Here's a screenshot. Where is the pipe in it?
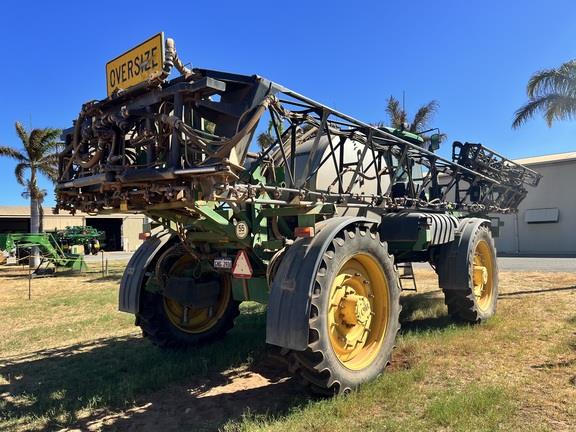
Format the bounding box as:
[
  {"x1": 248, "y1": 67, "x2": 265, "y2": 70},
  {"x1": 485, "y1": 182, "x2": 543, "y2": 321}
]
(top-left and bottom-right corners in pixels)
[
  {"x1": 165, "y1": 38, "x2": 192, "y2": 76},
  {"x1": 57, "y1": 173, "x2": 112, "y2": 189},
  {"x1": 170, "y1": 92, "x2": 183, "y2": 168},
  {"x1": 116, "y1": 166, "x2": 220, "y2": 183}
]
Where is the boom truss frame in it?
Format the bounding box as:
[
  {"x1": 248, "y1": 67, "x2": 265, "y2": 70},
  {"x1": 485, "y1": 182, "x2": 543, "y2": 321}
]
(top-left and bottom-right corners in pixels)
[{"x1": 56, "y1": 68, "x2": 541, "y2": 217}]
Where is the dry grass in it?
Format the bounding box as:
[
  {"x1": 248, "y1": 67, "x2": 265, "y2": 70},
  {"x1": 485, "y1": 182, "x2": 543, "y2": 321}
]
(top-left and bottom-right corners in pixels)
[
  {"x1": 0, "y1": 263, "x2": 575, "y2": 431},
  {"x1": 397, "y1": 269, "x2": 576, "y2": 431},
  {"x1": 0, "y1": 263, "x2": 134, "y2": 357}
]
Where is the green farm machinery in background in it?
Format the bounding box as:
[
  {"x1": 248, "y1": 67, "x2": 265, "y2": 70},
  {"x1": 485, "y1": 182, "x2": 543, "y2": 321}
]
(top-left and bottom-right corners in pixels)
[
  {"x1": 0, "y1": 226, "x2": 103, "y2": 273},
  {"x1": 0, "y1": 232, "x2": 86, "y2": 274},
  {"x1": 55, "y1": 225, "x2": 104, "y2": 255}
]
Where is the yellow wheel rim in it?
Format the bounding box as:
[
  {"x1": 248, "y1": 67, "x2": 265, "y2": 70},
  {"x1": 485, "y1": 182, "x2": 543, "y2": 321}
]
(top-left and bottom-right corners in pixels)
[
  {"x1": 327, "y1": 253, "x2": 389, "y2": 371},
  {"x1": 472, "y1": 240, "x2": 494, "y2": 311},
  {"x1": 163, "y1": 255, "x2": 230, "y2": 334}
]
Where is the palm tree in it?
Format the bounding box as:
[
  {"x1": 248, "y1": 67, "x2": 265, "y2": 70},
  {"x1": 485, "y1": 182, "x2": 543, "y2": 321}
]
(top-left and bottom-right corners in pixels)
[
  {"x1": 381, "y1": 95, "x2": 446, "y2": 151},
  {"x1": 257, "y1": 119, "x2": 284, "y2": 151},
  {"x1": 384, "y1": 95, "x2": 439, "y2": 134},
  {"x1": 512, "y1": 60, "x2": 576, "y2": 128},
  {"x1": 0, "y1": 122, "x2": 61, "y2": 266}
]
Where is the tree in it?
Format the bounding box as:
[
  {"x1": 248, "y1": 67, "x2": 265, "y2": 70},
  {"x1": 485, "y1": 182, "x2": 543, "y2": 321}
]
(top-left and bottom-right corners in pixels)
[
  {"x1": 0, "y1": 122, "x2": 61, "y2": 266},
  {"x1": 384, "y1": 95, "x2": 439, "y2": 132},
  {"x1": 382, "y1": 96, "x2": 444, "y2": 146},
  {"x1": 512, "y1": 60, "x2": 576, "y2": 128},
  {"x1": 257, "y1": 119, "x2": 284, "y2": 151}
]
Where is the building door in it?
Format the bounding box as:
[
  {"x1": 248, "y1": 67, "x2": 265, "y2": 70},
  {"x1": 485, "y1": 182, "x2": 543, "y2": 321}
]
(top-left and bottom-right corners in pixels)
[
  {"x1": 0, "y1": 218, "x2": 30, "y2": 233},
  {"x1": 85, "y1": 218, "x2": 123, "y2": 251}
]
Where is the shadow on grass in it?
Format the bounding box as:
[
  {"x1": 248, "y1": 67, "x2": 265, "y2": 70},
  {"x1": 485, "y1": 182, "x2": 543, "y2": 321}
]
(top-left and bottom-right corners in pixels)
[
  {"x1": 399, "y1": 291, "x2": 459, "y2": 332},
  {"x1": 499, "y1": 285, "x2": 576, "y2": 297},
  {"x1": 0, "y1": 269, "x2": 92, "y2": 280},
  {"x1": 84, "y1": 274, "x2": 124, "y2": 283},
  {"x1": 0, "y1": 308, "x2": 311, "y2": 431}
]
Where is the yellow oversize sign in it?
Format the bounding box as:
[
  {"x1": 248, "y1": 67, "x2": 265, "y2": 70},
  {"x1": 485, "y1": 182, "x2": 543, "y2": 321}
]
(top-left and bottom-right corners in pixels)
[{"x1": 106, "y1": 32, "x2": 165, "y2": 96}]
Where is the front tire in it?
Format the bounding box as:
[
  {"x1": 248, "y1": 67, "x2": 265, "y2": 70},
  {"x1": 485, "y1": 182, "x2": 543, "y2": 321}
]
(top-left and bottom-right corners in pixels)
[{"x1": 291, "y1": 225, "x2": 401, "y2": 395}]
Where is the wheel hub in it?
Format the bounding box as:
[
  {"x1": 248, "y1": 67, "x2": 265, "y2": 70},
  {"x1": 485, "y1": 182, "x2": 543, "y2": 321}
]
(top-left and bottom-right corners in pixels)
[
  {"x1": 162, "y1": 254, "x2": 230, "y2": 334},
  {"x1": 472, "y1": 240, "x2": 495, "y2": 311},
  {"x1": 339, "y1": 291, "x2": 372, "y2": 327},
  {"x1": 327, "y1": 254, "x2": 390, "y2": 370},
  {"x1": 473, "y1": 264, "x2": 488, "y2": 295}
]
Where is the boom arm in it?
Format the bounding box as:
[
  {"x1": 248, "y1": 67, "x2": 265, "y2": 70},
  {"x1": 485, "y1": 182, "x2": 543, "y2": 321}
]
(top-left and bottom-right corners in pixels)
[{"x1": 56, "y1": 52, "x2": 540, "y2": 217}]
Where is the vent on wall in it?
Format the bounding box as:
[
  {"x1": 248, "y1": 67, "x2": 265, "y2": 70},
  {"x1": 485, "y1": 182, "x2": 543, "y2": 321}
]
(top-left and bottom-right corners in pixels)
[{"x1": 524, "y1": 208, "x2": 559, "y2": 224}]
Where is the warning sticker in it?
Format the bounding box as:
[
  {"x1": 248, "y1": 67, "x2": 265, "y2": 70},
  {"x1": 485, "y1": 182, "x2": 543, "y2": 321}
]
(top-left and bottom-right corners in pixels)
[{"x1": 232, "y1": 250, "x2": 252, "y2": 279}]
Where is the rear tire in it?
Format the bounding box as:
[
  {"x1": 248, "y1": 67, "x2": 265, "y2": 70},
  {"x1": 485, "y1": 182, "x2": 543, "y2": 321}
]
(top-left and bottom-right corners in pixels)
[
  {"x1": 438, "y1": 224, "x2": 498, "y2": 322},
  {"x1": 137, "y1": 251, "x2": 240, "y2": 348},
  {"x1": 290, "y1": 225, "x2": 401, "y2": 395},
  {"x1": 138, "y1": 289, "x2": 239, "y2": 348}
]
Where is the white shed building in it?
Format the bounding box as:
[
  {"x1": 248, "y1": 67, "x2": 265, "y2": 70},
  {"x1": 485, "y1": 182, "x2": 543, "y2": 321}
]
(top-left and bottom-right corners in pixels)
[{"x1": 494, "y1": 152, "x2": 576, "y2": 257}]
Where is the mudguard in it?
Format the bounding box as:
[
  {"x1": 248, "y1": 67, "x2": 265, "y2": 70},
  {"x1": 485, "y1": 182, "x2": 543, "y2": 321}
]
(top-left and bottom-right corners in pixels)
[
  {"x1": 266, "y1": 216, "x2": 377, "y2": 351},
  {"x1": 437, "y1": 217, "x2": 492, "y2": 290},
  {"x1": 118, "y1": 231, "x2": 176, "y2": 313}
]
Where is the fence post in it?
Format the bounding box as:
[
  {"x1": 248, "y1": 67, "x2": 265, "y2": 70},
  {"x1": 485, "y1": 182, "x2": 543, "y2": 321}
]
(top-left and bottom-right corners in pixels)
[{"x1": 28, "y1": 265, "x2": 32, "y2": 300}]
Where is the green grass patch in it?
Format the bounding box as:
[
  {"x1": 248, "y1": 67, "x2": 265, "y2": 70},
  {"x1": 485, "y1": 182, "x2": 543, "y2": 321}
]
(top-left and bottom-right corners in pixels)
[
  {"x1": 426, "y1": 384, "x2": 514, "y2": 432},
  {"x1": 225, "y1": 375, "x2": 516, "y2": 432},
  {"x1": 223, "y1": 366, "x2": 428, "y2": 432}
]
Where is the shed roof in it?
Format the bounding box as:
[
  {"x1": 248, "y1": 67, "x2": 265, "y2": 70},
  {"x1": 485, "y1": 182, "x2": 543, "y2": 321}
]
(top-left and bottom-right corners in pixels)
[
  {"x1": 514, "y1": 151, "x2": 576, "y2": 166},
  {"x1": 0, "y1": 206, "x2": 144, "y2": 218}
]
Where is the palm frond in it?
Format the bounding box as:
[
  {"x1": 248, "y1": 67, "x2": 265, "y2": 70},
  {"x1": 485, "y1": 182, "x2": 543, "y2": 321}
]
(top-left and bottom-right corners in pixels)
[
  {"x1": 39, "y1": 128, "x2": 61, "y2": 145},
  {"x1": 526, "y1": 60, "x2": 576, "y2": 98},
  {"x1": 37, "y1": 164, "x2": 58, "y2": 182},
  {"x1": 29, "y1": 129, "x2": 43, "y2": 146},
  {"x1": 0, "y1": 145, "x2": 26, "y2": 161},
  {"x1": 21, "y1": 180, "x2": 46, "y2": 200},
  {"x1": 14, "y1": 122, "x2": 29, "y2": 146},
  {"x1": 39, "y1": 153, "x2": 60, "y2": 166},
  {"x1": 257, "y1": 132, "x2": 274, "y2": 150},
  {"x1": 42, "y1": 140, "x2": 64, "y2": 154},
  {"x1": 19, "y1": 126, "x2": 61, "y2": 163},
  {"x1": 512, "y1": 97, "x2": 549, "y2": 129},
  {"x1": 386, "y1": 96, "x2": 407, "y2": 128},
  {"x1": 512, "y1": 93, "x2": 576, "y2": 128},
  {"x1": 28, "y1": 129, "x2": 44, "y2": 160},
  {"x1": 543, "y1": 94, "x2": 576, "y2": 126},
  {"x1": 267, "y1": 119, "x2": 284, "y2": 136},
  {"x1": 14, "y1": 162, "x2": 28, "y2": 186},
  {"x1": 411, "y1": 100, "x2": 439, "y2": 132}
]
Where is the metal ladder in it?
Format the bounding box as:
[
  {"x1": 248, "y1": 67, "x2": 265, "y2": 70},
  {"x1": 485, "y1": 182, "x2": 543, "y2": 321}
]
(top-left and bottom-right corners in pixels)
[{"x1": 396, "y1": 262, "x2": 417, "y2": 292}]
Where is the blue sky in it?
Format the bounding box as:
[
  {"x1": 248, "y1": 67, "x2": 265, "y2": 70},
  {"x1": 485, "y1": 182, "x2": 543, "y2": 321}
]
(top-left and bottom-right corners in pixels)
[{"x1": 0, "y1": 0, "x2": 575, "y2": 206}]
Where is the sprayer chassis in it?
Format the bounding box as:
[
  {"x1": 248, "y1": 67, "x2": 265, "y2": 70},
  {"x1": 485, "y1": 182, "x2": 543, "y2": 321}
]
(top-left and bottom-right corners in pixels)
[{"x1": 57, "y1": 50, "x2": 540, "y2": 394}]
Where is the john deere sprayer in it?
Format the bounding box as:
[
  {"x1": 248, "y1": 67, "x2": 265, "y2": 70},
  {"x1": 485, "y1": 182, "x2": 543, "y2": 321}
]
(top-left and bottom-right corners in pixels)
[{"x1": 56, "y1": 33, "x2": 541, "y2": 394}]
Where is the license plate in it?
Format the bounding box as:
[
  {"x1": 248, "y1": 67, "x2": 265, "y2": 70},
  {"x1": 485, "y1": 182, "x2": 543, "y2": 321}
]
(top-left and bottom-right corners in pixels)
[
  {"x1": 106, "y1": 32, "x2": 165, "y2": 96},
  {"x1": 214, "y1": 257, "x2": 233, "y2": 270}
]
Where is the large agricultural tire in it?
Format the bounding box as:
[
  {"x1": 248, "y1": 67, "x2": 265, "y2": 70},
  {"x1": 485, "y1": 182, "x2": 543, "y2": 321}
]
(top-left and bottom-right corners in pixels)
[
  {"x1": 438, "y1": 224, "x2": 498, "y2": 322},
  {"x1": 290, "y1": 225, "x2": 401, "y2": 395},
  {"x1": 137, "y1": 253, "x2": 240, "y2": 349}
]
